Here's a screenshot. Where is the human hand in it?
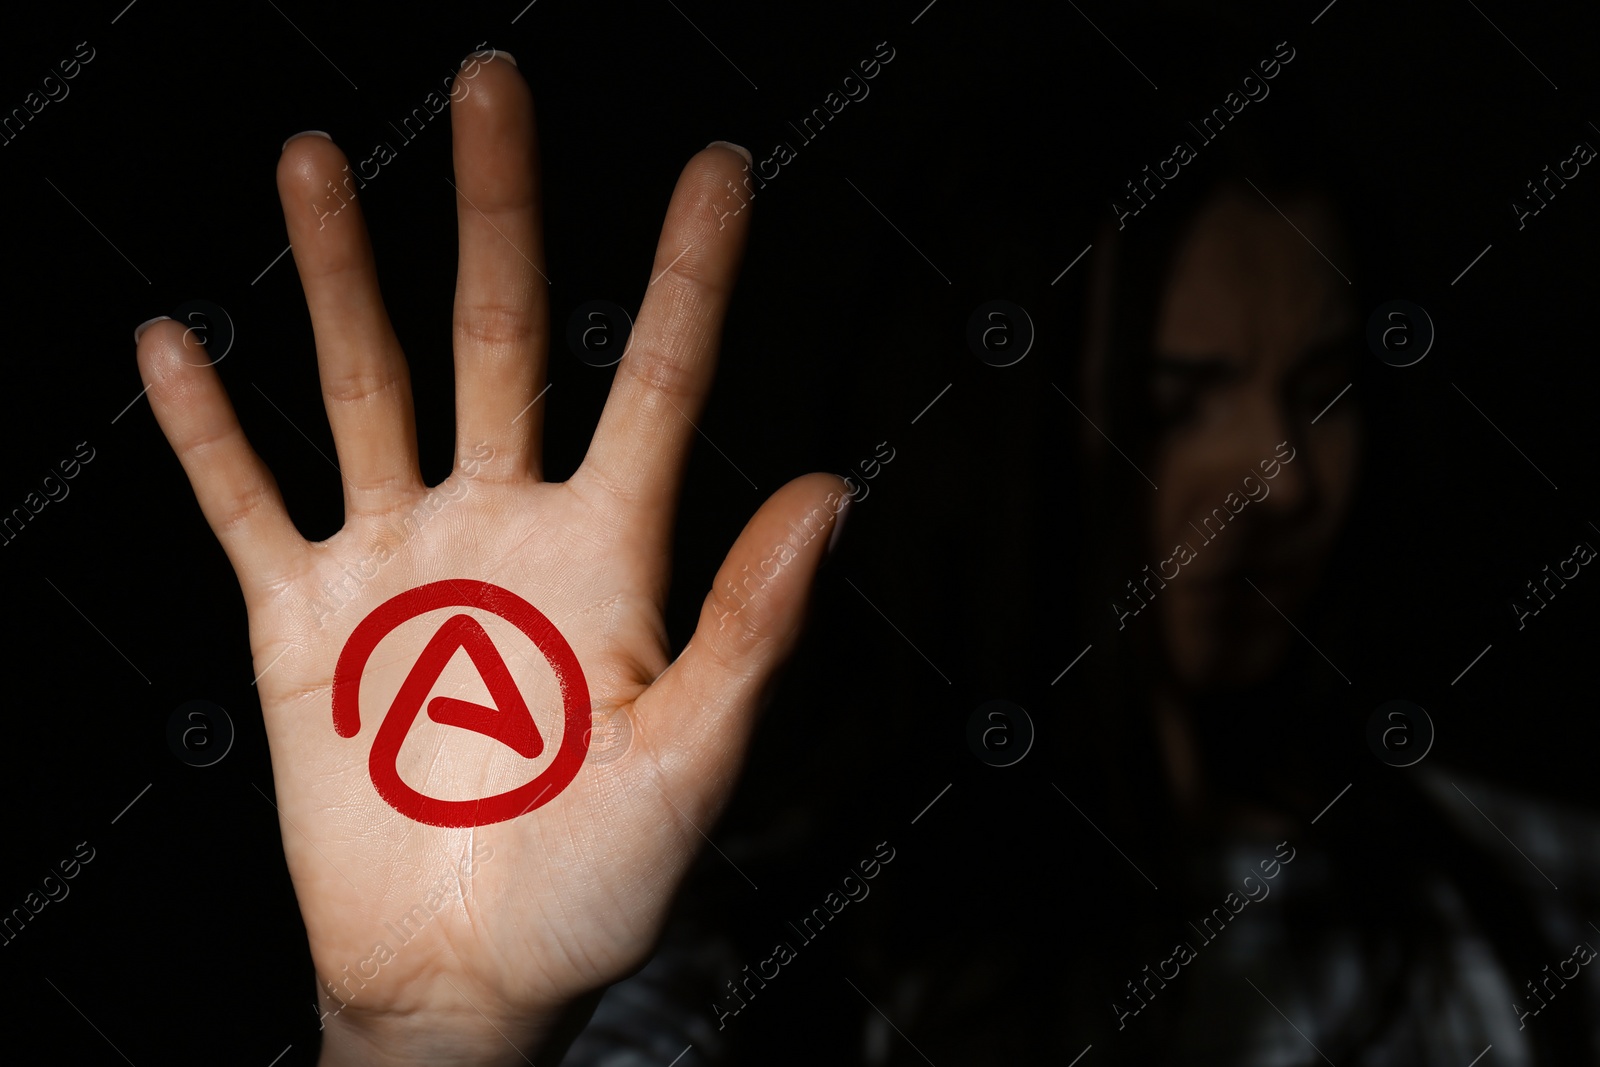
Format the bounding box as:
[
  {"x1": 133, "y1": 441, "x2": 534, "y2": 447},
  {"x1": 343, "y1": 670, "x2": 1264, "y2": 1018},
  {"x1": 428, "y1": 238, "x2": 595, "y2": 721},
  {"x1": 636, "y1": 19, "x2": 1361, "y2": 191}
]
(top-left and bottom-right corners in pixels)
[{"x1": 134, "y1": 49, "x2": 846, "y2": 1067}]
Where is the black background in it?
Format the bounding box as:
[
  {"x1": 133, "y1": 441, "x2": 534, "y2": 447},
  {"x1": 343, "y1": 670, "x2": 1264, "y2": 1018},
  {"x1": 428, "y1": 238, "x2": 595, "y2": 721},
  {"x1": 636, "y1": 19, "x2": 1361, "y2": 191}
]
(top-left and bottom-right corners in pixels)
[{"x1": 2, "y1": 0, "x2": 1598, "y2": 1062}]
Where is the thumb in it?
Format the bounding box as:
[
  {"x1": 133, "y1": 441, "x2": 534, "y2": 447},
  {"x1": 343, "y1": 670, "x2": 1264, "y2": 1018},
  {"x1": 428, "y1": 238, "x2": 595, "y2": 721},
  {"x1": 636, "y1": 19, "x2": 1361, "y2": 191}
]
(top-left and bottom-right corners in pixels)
[{"x1": 637, "y1": 472, "x2": 850, "y2": 773}]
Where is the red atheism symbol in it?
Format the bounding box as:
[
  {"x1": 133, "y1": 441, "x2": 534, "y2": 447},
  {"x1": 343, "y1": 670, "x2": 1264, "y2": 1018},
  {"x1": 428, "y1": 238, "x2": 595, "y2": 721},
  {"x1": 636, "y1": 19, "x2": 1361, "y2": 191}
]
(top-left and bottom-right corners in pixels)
[{"x1": 331, "y1": 580, "x2": 590, "y2": 827}]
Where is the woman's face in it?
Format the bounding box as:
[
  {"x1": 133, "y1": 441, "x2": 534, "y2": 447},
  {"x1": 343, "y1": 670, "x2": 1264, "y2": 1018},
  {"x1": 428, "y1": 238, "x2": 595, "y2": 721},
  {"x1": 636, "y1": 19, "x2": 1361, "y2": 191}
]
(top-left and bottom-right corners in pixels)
[{"x1": 1146, "y1": 183, "x2": 1361, "y2": 691}]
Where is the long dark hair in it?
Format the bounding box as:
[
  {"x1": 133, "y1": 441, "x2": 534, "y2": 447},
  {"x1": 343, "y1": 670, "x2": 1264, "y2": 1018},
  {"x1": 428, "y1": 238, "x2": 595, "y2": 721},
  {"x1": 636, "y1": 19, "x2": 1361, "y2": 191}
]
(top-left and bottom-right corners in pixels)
[
  {"x1": 693, "y1": 5, "x2": 1587, "y2": 1062},
  {"x1": 817, "y1": 9, "x2": 1590, "y2": 1064},
  {"x1": 1063, "y1": 22, "x2": 1587, "y2": 1063}
]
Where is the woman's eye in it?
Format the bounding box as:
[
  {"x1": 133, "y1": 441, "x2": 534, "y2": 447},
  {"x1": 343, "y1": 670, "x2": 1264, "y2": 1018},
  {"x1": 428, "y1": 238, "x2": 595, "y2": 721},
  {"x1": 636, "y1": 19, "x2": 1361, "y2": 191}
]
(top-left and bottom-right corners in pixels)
[
  {"x1": 1151, "y1": 375, "x2": 1199, "y2": 420},
  {"x1": 1149, "y1": 364, "x2": 1224, "y2": 424}
]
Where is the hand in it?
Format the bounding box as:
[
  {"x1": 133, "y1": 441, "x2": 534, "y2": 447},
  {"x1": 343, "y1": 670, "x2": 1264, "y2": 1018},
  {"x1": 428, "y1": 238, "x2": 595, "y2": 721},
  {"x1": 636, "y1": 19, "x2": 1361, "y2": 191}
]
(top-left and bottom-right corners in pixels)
[{"x1": 135, "y1": 49, "x2": 846, "y2": 1067}]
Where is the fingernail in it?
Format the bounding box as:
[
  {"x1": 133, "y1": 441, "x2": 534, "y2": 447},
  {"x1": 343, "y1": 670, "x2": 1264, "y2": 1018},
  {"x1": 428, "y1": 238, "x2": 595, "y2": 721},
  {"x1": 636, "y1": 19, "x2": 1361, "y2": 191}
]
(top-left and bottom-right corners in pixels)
[
  {"x1": 462, "y1": 49, "x2": 516, "y2": 68},
  {"x1": 282, "y1": 130, "x2": 332, "y2": 152},
  {"x1": 133, "y1": 316, "x2": 171, "y2": 345},
  {"x1": 826, "y1": 493, "x2": 851, "y2": 559},
  {"x1": 708, "y1": 140, "x2": 753, "y2": 166}
]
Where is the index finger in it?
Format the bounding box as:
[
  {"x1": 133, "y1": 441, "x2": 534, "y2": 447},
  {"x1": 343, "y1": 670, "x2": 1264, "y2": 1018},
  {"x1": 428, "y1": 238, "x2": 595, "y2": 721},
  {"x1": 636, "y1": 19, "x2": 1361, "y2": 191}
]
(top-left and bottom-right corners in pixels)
[{"x1": 572, "y1": 142, "x2": 755, "y2": 541}]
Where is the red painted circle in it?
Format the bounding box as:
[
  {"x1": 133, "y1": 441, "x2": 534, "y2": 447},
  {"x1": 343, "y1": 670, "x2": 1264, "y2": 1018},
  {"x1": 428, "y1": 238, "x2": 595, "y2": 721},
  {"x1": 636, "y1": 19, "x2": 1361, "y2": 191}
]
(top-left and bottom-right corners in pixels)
[{"x1": 331, "y1": 579, "x2": 590, "y2": 827}]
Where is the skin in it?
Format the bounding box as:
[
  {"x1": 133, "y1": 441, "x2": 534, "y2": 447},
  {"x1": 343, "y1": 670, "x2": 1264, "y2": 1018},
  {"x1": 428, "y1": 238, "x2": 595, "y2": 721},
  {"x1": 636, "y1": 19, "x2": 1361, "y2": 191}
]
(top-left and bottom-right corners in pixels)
[
  {"x1": 1146, "y1": 183, "x2": 1361, "y2": 696},
  {"x1": 135, "y1": 52, "x2": 845, "y2": 1067}
]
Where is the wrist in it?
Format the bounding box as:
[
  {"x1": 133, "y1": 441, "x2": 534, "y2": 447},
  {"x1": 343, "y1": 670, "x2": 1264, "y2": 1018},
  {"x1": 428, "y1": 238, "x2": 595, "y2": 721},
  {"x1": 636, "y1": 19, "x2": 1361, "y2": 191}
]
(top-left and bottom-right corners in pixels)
[{"x1": 315, "y1": 995, "x2": 569, "y2": 1067}]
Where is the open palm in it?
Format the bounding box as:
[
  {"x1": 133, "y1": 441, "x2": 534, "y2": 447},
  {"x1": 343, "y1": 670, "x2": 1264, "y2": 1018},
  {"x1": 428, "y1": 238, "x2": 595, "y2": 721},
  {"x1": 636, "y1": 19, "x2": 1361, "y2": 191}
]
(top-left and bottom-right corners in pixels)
[{"x1": 135, "y1": 51, "x2": 845, "y2": 1066}]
